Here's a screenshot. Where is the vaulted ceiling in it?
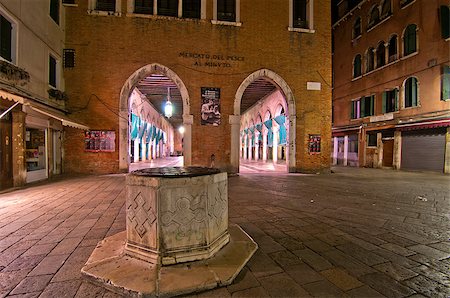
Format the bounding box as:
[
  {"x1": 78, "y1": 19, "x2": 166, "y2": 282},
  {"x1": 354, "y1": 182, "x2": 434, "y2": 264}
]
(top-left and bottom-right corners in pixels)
[{"x1": 134, "y1": 75, "x2": 278, "y2": 129}]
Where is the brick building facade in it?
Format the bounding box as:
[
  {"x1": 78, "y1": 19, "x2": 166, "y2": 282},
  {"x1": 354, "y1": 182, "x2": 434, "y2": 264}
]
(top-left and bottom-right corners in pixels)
[
  {"x1": 332, "y1": 0, "x2": 450, "y2": 173},
  {"x1": 62, "y1": 0, "x2": 332, "y2": 174}
]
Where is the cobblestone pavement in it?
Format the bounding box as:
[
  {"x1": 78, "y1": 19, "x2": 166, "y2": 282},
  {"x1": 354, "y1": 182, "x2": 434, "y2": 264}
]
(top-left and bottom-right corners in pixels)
[{"x1": 0, "y1": 167, "x2": 449, "y2": 297}]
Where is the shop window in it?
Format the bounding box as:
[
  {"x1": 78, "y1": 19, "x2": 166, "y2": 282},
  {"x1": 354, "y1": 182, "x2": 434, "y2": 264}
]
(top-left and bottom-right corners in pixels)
[
  {"x1": 440, "y1": 5, "x2": 449, "y2": 39},
  {"x1": 217, "y1": 0, "x2": 236, "y2": 22},
  {"x1": 382, "y1": 88, "x2": 398, "y2": 113},
  {"x1": 380, "y1": 0, "x2": 391, "y2": 19},
  {"x1": 367, "y1": 134, "x2": 377, "y2": 147},
  {"x1": 97, "y1": 0, "x2": 116, "y2": 11},
  {"x1": 353, "y1": 54, "x2": 362, "y2": 78},
  {"x1": 353, "y1": 17, "x2": 361, "y2": 39},
  {"x1": 442, "y1": 65, "x2": 450, "y2": 101},
  {"x1": 50, "y1": 0, "x2": 59, "y2": 24},
  {"x1": 158, "y1": 0, "x2": 178, "y2": 17},
  {"x1": 376, "y1": 41, "x2": 385, "y2": 68},
  {"x1": 366, "y1": 47, "x2": 375, "y2": 72},
  {"x1": 404, "y1": 77, "x2": 418, "y2": 108},
  {"x1": 350, "y1": 99, "x2": 361, "y2": 119},
  {"x1": 25, "y1": 128, "x2": 46, "y2": 172},
  {"x1": 388, "y1": 35, "x2": 397, "y2": 62},
  {"x1": 368, "y1": 5, "x2": 380, "y2": 29},
  {"x1": 400, "y1": 0, "x2": 415, "y2": 8},
  {"x1": 49, "y1": 55, "x2": 57, "y2": 88},
  {"x1": 0, "y1": 14, "x2": 12, "y2": 62},
  {"x1": 403, "y1": 24, "x2": 417, "y2": 56},
  {"x1": 361, "y1": 95, "x2": 375, "y2": 117},
  {"x1": 183, "y1": 0, "x2": 201, "y2": 18},
  {"x1": 135, "y1": 0, "x2": 153, "y2": 14}
]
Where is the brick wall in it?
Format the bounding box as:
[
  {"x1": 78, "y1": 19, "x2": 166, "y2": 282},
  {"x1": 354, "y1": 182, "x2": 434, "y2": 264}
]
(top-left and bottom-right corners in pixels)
[{"x1": 63, "y1": 0, "x2": 332, "y2": 174}]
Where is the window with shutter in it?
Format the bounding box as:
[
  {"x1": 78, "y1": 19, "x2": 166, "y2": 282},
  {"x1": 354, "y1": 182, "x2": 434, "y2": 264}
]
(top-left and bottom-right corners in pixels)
[
  {"x1": 293, "y1": 0, "x2": 307, "y2": 28},
  {"x1": 403, "y1": 24, "x2": 417, "y2": 56},
  {"x1": 405, "y1": 77, "x2": 418, "y2": 107},
  {"x1": 388, "y1": 35, "x2": 397, "y2": 62},
  {"x1": 442, "y1": 65, "x2": 450, "y2": 101},
  {"x1": 353, "y1": 54, "x2": 362, "y2": 78},
  {"x1": 353, "y1": 17, "x2": 361, "y2": 39},
  {"x1": 0, "y1": 15, "x2": 12, "y2": 62},
  {"x1": 63, "y1": 49, "x2": 75, "y2": 68}
]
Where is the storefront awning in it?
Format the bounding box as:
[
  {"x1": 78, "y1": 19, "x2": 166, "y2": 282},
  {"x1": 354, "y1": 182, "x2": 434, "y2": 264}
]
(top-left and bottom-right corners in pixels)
[
  {"x1": 29, "y1": 106, "x2": 89, "y2": 130},
  {"x1": 0, "y1": 89, "x2": 24, "y2": 104},
  {"x1": 396, "y1": 119, "x2": 450, "y2": 131}
]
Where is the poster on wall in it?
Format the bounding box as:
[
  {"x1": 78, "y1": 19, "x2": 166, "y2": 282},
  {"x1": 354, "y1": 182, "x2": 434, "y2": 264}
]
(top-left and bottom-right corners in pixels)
[
  {"x1": 309, "y1": 135, "x2": 321, "y2": 154},
  {"x1": 84, "y1": 131, "x2": 116, "y2": 152},
  {"x1": 201, "y1": 87, "x2": 221, "y2": 126}
]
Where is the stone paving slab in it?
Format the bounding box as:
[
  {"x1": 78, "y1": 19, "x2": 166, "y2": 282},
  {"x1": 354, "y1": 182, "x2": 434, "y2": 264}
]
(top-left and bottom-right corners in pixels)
[{"x1": 0, "y1": 167, "x2": 448, "y2": 297}]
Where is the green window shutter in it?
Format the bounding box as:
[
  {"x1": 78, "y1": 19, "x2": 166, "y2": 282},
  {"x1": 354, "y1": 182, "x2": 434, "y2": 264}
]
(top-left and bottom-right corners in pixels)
[
  {"x1": 441, "y1": 6, "x2": 450, "y2": 39},
  {"x1": 443, "y1": 65, "x2": 450, "y2": 100},
  {"x1": 412, "y1": 78, "x2": 417, "y2": 106},
  {"x1": 395, "y1": 88, "x2": 399, "y2": 111},
  {"x1": 382, "y1": 92, "x2": 387, "y2": 113},
  {"x1": 370, "y1": 95, "x2": 375, "y2": 115},
  {"x1": 360, "y1": 97, "x2": 365, "y2": 117}
]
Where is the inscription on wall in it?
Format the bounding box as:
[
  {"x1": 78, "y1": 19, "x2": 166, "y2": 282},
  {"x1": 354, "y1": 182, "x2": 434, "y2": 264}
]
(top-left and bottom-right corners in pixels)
[{"x1": 179, "y1": 52, "x2": 245, "y2": 68}]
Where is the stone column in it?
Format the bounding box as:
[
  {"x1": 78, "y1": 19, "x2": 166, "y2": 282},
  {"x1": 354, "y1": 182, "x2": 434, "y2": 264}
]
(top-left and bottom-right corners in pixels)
[
  {"x1": 333, "y1": 137, "x2": 338, "y2": 165},
  {"x1": 248, "y1": 134, "x2": 253, "y2": 161},
  {"x1": 229, "y1": 115, "x2": 240, "y2": 172},
  {"x1": 393, "y1": 130, "x2": 402, "y2": 170},
  {"x1": 376, "y1": 132, "x2": 383, "y2": 168},
  {"x1": 343, "y1": 135, "x2": 349, "y2": 166},
  {"x1": 119, "y1": 110, "x2": 129, "y2": 171},
  {"x1": 243, "y1": 136, "x2": 248, "y2": 160},
  {"x1": 254, "y1": 131, "x2": 259, "y2": 161},
  {"x1": 262, "y1": 131, "x2": 268, "y2": 161},
  {"x1": 12, "y1": 110, "x2": 26, "y2": 187},
  {"x1": 272, "y1": 126, "x2": 279, "y2": 164},
  {"x1": 134, "y1": 138, "x2": 139, "y2": 163},
  {"x1": 152, "y1": 139, "x2": 156, "y2": 159},
  {"x1": 183, "y1": 114, "x2": 193, "y2": 166},
  {"x1": 142, "y1": 142, "x2": 147, "y2": 161},
  {"x1": 444, "y1": 127, "x2": 450, "y2": 174}
]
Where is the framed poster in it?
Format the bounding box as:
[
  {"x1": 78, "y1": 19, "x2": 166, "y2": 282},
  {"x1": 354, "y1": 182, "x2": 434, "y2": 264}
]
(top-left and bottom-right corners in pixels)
[
  {"x1": 84, "y1": 130, "x2": 116, "y2": 152},
  {"x1": 201, "y1": 87, "x2": 220, "y2": 126},
  {"x1": 309, "y1": 135, "x2": 321, "y2": 154}
]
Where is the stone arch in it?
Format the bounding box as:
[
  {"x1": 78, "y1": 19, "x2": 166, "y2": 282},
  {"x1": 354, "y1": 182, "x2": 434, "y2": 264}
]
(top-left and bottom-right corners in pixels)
[
  {"x1": 231, "y1": 69, "x2": 297, "y2": 173},
  {"x1": 118, "y1": 63, "x2": 192, "y2": 171}
]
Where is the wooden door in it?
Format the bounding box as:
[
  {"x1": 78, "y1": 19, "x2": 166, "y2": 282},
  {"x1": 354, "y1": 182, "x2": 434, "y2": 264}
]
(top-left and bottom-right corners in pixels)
[{"x1": 382, "y1": 139, "x2": 394, "y2": 167}]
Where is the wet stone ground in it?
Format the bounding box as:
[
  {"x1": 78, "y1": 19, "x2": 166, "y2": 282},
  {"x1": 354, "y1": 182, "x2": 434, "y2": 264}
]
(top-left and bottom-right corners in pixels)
[{"x1": 0, "y1": 167, "x2": 449, "y2": 297}]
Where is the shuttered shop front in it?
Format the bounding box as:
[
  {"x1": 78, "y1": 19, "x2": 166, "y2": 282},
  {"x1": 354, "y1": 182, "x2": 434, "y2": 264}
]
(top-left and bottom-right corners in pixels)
[{"x1": 401, "y1": 128, "x2": 446, "y2": 172}]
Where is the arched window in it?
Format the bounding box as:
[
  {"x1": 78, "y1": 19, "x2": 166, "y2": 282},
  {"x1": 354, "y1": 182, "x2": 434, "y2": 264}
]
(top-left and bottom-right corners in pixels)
[
  {"x1": 380, "y1": 0, "x2": 391, "y2": 19},
  {"x1": 404, "y1": 77, "x2": 418, "y2": 108},
  {"x1": 368, "y1": 5, "x2": 380, "y2": 28},
  {"x1": 403, "y1": 24, "x2": 417, "y2": 56},
  {"x1": 376, "y1": 41, "x2": 386, "y2": 68},
  {"x1": 388, "y1": 35, "x2": 398, "y2": 62},
  {"x1": 353, "y1": 54, "x2": 362, "y2": 78},
  {"x1": 353, "y1": 17, "x2": 361, "y2": 39},
  {"x1": 366, "y1": 48, "x2": 375, "y2": 72}
]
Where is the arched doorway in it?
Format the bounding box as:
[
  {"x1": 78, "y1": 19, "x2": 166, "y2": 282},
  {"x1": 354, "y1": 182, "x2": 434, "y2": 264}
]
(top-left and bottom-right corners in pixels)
[
  {"x1": 231, "y1": 69, "x2": 296, "y2": 173},
  {"x1": 119, "y1": 63, "x2": 193, "y2": 171}
]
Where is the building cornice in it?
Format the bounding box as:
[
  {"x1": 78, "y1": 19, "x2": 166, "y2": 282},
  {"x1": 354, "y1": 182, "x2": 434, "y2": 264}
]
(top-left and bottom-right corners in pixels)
[{"x1": 332, "y1": 0, "x2": 369, "y2": 30}]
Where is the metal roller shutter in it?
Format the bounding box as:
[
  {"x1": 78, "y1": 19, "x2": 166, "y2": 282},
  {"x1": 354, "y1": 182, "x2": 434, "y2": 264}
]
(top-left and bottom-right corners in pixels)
[{"x1": 401, "y1": 128, "x2": 446, "y2": 172}]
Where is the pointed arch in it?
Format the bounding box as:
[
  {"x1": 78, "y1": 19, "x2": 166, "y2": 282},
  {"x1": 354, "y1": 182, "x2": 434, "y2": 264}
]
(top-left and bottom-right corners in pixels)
[{"x1": 118, "y1": 63, "x2": 192, "y2": 171}]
